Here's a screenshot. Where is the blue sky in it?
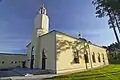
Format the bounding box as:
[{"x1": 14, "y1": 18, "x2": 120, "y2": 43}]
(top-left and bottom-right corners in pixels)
[{"x1": 0, "y1": 0, "x2": 118, "y2": 53}]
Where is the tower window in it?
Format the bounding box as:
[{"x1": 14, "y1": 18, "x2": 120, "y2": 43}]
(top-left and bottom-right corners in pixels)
[{"x1": 92, "y1": 52, "x2": 96, "y2": 63}]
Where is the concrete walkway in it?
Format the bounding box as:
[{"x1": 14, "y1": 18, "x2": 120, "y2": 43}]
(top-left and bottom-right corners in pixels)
[{"x1": 0, "y1": 74, "x2": 59, "y2": 80}]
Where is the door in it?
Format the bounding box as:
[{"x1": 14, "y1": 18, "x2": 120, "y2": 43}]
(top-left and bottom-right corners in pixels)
[{"x1": 42, "y1": 48, "x2": 47, "y2": 70}]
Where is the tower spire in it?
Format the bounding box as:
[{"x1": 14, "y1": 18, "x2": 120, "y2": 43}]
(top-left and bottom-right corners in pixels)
[{"x1": 39, "y1": 1, "x2": 46, "y2": 14}]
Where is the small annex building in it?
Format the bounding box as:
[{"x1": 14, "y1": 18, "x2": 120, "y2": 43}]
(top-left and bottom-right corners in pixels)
[
  {"x1": 0, "y1": 53, "x2": 27, "y2": 69},
  {"x1": 26, "y1": 4, "x2": 109, "y2": 74}
]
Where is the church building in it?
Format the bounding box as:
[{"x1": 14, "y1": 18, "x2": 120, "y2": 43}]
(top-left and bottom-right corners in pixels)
[{"x1": 26, "y1": 4, "x2": 109, "y2": 74}]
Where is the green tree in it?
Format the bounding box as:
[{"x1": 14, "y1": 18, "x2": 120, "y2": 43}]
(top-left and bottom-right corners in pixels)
[{"x1": 92, "y1": 0, "x2": 120, "y2": 43}]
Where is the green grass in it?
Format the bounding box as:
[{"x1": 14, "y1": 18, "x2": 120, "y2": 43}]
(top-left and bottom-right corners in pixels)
[{"x1": 44, "y1": 64, "x2": 120, "y2": 80}]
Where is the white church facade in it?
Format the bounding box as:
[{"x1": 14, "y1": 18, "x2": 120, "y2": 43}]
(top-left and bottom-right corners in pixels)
[{"x1": 26, "y1": 4, "x2": 109, "y2": 74}]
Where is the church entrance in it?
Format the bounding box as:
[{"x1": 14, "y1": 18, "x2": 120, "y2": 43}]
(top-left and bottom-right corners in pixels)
[{"x1": 42, "y1": 48, "x2": 47, "y2": 70}]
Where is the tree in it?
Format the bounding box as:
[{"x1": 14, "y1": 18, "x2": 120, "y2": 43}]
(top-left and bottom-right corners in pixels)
[
  {"x1": 107, "y1": 42, "x2": 120, "y2": 64},
  {"x1": 92, "y1": 0, "x2": 120, "y2": 43}
]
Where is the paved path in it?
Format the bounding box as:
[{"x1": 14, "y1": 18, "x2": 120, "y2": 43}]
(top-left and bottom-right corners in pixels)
[{"x1": 0, "y1": 74, "x2": 58, "y2": 80}]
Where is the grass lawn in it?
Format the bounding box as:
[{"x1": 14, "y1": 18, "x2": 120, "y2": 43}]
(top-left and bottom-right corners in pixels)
[{"x1": 44, "y1": 64, "x2": 120, "y2": 80}]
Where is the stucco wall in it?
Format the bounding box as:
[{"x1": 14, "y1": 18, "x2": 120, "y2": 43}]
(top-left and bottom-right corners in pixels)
[
  {"x1": 0, "y1": 53, "x2": 27, "y2": 69},
  {"x1": 56, "y1": 32, "x2": 109, "y2": 74},
  {"x1": 35, "y1": 31, "x2": 56, "y2": 73},
  {"x1": 89, "y1": 44, "x2": 109, "y2": 68},
  {"x1": 56, "y1": 33, "x2": 87, "y2": 73},
  {"x1": 26, "y1": 43, "x2": 31, "y2": 68}
]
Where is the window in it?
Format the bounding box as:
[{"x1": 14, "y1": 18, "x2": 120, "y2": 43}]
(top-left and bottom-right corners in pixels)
[
  {"x1": 15, "y1": 61, "x2": 17, "y2": 64},
  {"x1": 11, "y1": 61, "x2": 13, "y2": 64},
  {"x1": 2, "y1": 61, "x2": 4, "y2": 64},
  {"x1": 98, "y1": 53, "x2": 101, "y2": 62},
  {"x1": 84, "y1": 53, "x2": 89, "y2": 63},
  {"x1": 74, "y1": 57, "x2": 79, "y2": 63},
  {"x1": 102, "y1": 54, "x2": 105, "y2": 62},
  {"x1": 73, "y1": 51, "x2": 79, "y2": 63},
  {"x1": 92, "y1": 52, "x2": 96, "y2": 63},
  {"x1": 31, "y1": 46, "x2": 34, "y2": 55}
]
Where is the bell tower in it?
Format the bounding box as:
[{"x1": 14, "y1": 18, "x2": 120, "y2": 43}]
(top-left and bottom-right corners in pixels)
[
  {"x1": 29, "y1": 4, "x2": 49, "y2": 68},
  {"x1": 31, "y1": 4, "x2": 49, "y2": 46},
  {"x1": 35, "y1": 4, "x2": 49, "y2": 37}
]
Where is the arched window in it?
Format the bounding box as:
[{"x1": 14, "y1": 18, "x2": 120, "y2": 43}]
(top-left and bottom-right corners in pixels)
[
  {"x1": 84, "y1": 53, "x2": 89, "y2": 63},
  {"x1": 42, "y1": 48, "x2": 47, "y2": 59},
  {"x1": 73, "y1": 51, "x2": 79, "y2": 63},
  {"x1": 15, "y1": 61, "x2": 17, "y2": 64},
  {"x1": 102, "y1": 54, "x2": 105, "y2": 62},
  {"x1": 31, "y1": 46, "x2": 34, "y2": 55},
  {"x1": 92, "y1": 52, "x2": 96, "y2": 63},
  {"x1": 11, "y1": 61, "x2": 13, "y2": 64},
  {"x1": 98, "y1": 53, "x2": 101, "y2": 62},
  {"x1": 2, "y1": 61, "x2": 4, "y2": 64}
]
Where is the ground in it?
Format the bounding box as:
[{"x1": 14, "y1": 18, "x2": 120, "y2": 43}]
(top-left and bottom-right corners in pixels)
[{"x1": 44, "y1": 64, "x2": 120, "y2": 80}]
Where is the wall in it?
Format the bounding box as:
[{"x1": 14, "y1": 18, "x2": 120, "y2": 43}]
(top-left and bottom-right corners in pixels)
[
  {"x1": 35, "y1": 31, "x2": 56, "y2": 73},
  {"x1": 26, "y1": 43, "x2": 31, "y2": 68},
  {"x1": 0, "y1": 53, "x2": 27, "y2": 69},
  {"x1": 56, "y1": 32, "x2": 109, "y2": 74},
  {"x1": 89, "y1": 44, "x2": 109, "y2": 68},
  {"x1": 56, "y1": 33, "x2": 87, "y2": 73}
]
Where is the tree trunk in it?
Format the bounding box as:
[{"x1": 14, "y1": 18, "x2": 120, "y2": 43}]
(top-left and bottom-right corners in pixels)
[
  {"x1": 107, "y1": 9, "x2": 120, "y2": 43},
  {"x1": 113, "y1": 11, "x2": 120, "y2": 34}
]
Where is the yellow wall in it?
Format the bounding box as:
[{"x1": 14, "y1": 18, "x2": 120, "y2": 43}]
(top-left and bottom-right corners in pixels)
[
  {"x1": 0, "y1": 54, "x2": 27, "y2": 69},
  {"x1": 56, "y1": 32, "x2": 109, "y2": 74},
  {"x1": 26, "y1": 43, "x2": 31, "y2": 68},
  {"x1": 89, "y1": 44, "x2": 109, "y2": 68}
]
